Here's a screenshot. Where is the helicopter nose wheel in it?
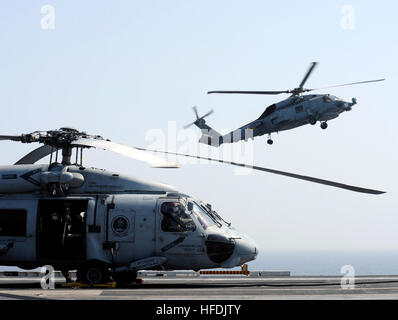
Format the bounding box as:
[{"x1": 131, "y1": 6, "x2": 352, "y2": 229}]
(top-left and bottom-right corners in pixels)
[
  {"x1": 309, "y1": 116, "x2": 317, "y2": 125},
  {"x1": 320, "y1": 122, "x2": 328, "y2": 130}
]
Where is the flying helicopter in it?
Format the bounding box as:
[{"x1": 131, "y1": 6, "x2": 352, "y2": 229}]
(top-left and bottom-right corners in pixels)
[
  {"x1": 186, "y1": 62, "x2": 385, "y2": 145},
  {"x1": 0, "y1": 127, "x2": 385, "y2": 285}
]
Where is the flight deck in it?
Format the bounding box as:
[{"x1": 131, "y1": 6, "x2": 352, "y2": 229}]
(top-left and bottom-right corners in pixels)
[{"x1": 1, "y1": 271, "x2": 398, "y2": 300}]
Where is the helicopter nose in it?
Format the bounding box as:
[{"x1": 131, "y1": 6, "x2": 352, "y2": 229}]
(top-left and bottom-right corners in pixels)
[
  {"x1": 343, "y1": 98, "x2": 358, "y2": 111},
  {"x1": 234, "y1": 236, "x2": 258, "y2": 265},
  {"x1": 337, "y1": 99, "x2": 355, "y2": 112}
]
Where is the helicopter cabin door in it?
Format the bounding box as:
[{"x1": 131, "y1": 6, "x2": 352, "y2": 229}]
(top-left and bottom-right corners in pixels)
[
  {"x1": 155, "y1": 199, "x2": 202, "y2": 269},
  {"x1": 0, "y1": 199, "x2": 37, "y2": 263},
  {"x1": 37, "y1": 199, "x2": 89, "y2": 262}
]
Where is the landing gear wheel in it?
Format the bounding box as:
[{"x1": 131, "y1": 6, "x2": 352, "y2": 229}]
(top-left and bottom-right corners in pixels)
[
  {"x1": 320, "y1": 122, "x2": 328, "y2": 130},
  {"x1": 77, "y1": 261, "x2": 111, "y2": 285},
  {"x1": 112, "y1": 271, "x2": 138, "y2": 286},
  {"x1": 61, "y1": 268, "x2": 73, "y2": 283},
  {"x1": 309, "y1": 117, "x2": 317, "y2": 125},
  {"x1": 267, "y1": 139, "x2": 273, "y2": 145}
]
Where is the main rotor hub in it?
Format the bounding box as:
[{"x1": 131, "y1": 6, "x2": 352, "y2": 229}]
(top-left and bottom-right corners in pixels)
[
  {"x1": 23, "y1": 128, "x2": 104, "y2": 149},
  {"x1": 18, "y1": 128, "x2": 105, "y2": 165}
]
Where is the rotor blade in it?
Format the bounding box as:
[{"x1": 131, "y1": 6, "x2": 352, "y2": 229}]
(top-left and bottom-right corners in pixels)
[
  {"x1": 71, "y1": 138, "x2": 179, "y2": 168},
  {"x1": 14, "y1": 145, "x2": 55, "y2": 165},
  {"x1": 136, "y1": 148, "x2": 385, "y2": 195},
  {"x1": 193, "y1": 106, "x2": 199, "y2": 120},
  {"x1": 208, "y1": 90, "x2": 289, "y2": 95},
  {"x1": 185, "y1": 109, "x2": 214, "y2": 129},
  {"x1": 184, "y1": 122, "x2": 196, "y2": 129},
  {"x1": 201, "y1": 109, "x2": 214, "y2": 118},
  {"x1": 298, "y1": 62, "x2": 318, "y2": 90},
  {"x1": 307, "y1": 78, "x2": 386, "y2": 91},
  {"x1": 0, "y1": 135, "x2": 23, "y2": 142}
]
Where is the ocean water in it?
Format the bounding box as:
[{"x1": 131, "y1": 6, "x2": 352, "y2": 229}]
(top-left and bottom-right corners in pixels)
[
  {"x1": 1, "y1": 251, "x2": 398, "y2": 275},
  {"x1": 247, "y1": 250, "x2": 398, "y2": 276}
]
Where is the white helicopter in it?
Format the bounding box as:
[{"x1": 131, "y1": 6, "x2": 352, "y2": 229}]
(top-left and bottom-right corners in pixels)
[
  {"x1": 0, "y1": 127, "x2": 385, "y2": 285},
  {"x1": 186, "y1": 62, "x2": 384, "y2": 145}
]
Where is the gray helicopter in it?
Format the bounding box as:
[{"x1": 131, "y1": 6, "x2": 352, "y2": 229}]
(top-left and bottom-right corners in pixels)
[
  {"x1": 0, "y1": 127, "x2": 385, "y2": 285},
  {"x1": 186, "y1": 62, "x2": 384, "y2": 145}
]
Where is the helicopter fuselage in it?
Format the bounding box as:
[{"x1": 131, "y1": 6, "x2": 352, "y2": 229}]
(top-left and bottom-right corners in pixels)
[
  {"x1": 0, "y1": 164, "x2": 257, "y2": 282},
  {"x1": 196, "y1": 94, "x2": 357, "y2": 146},
  {"x1": 248, "y1": 94, "x2": 357, "y2": 135}
]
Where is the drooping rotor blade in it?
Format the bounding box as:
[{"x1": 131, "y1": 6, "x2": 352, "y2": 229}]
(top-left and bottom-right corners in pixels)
[
  {"x1": 0, "y1": 135, "x2": 23, "y2": 142},
  {"x1": 306, "y1": 78, "x2": 386, "y2": 92},
  {"x1": 71, "y1": 138, "x2": 179, "y2": 168},
  {"x1": 136, "y1": 148, "x2": 385, "y2": 195},
  {"x1": 208, "y1": 90, "x2": 289, "y2": 95},
  {"x1": 298, "y1": 62, "x2": 318, "y2": 90},
  {"x1": 14, "y1": 145, "x2": 55, "y2": 165}
]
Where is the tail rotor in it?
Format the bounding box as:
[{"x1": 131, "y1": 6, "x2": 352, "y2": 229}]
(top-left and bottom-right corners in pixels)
[{"x1": 184, "y1": 106, "x2": 214, "y2": 129}]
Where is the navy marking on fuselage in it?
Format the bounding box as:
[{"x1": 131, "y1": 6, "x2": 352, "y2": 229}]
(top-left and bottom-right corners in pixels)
[
  {"x1": 2, "y1": 174, "x2": 17, "y2": 180},
  {"x1": 20, "y1": 169, "x2": 41, "y2": 187},
  {"x1": 161, "y1": 236, "x2": 186, "y2": 252}
]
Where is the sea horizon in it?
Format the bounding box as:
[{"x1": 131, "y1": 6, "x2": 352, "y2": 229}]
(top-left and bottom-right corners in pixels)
[{"x1": 1, "y1": 249, "x2": 398, "y2": 276}]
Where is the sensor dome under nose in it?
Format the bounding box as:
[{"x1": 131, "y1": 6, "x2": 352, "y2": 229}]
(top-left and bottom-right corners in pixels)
[{"x1": 205, "y1": 234, "x2": 235, "y2": 264}]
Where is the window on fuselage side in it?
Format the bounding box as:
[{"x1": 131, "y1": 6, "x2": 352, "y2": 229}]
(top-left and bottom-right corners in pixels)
[
  {"x1": 0, "y1": 209, "x2": 27, "y2": 237},
  {"x1": 161, "y1": 202, "x2": 196, "y2": 232},
  {"x1": 295, "y1": 105, "x2": 303, "y2": 113}
]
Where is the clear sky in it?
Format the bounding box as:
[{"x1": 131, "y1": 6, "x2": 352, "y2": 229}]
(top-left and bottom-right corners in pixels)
[{"x1": 0, "y1": 0, "x2": 397, "y2": 254}]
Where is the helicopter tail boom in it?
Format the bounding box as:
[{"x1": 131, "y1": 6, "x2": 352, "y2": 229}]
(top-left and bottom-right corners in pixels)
[
  {"x1": 199, "y1": 127, "x2": 257, "y2": 147},
  {"x1": 198, "y1": 126, "x2": 224, "y2": 147}
]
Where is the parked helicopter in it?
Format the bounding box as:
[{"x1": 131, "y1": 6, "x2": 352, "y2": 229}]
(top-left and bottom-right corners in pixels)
[
  {"x1": 0, "y1": 127, "x2": 385, "y2": 285},
  {"x1": 186, "y1": 62, "x2": 384, "y2": 145}
]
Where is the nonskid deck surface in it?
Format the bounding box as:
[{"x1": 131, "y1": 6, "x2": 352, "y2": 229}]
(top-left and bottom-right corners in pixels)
[{"x1": 1, "y1": 274, "x2": 398, "y2": 300}]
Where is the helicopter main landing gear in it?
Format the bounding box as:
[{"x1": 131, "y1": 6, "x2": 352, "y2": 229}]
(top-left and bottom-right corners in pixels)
[
  {"x1": 309, "y1": 116, "x2": 317, "y2": 125},
  {"x1": 111, "y1": 271, "x2": 139, "y2": 287},
  {"x1": 267, "y1": 134, "x2": 273, "y2": 145},
  {"x1": 77, "y1": 260, "x2": 111, "y2": 285},
  {"x1": 320, "y1": 122, "x2": 328, "y2": 130}
]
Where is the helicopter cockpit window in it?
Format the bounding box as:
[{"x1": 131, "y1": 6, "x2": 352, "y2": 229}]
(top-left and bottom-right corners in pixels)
[
  {"x1": 191, "y1": 202, "x2": 216, "y2": 230},
  {"x1": 323, "y1": 95, "x2": 332, "y2": 102},
  {"x1": 161, "y1": 202, "x2": 196, "y2": 232},
  {"x1": 258, "y1": 104, "x2": 277, "y2": 120},
  {"x1": 200, "y1": 202, "x2": 230, "y2": 226}
]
